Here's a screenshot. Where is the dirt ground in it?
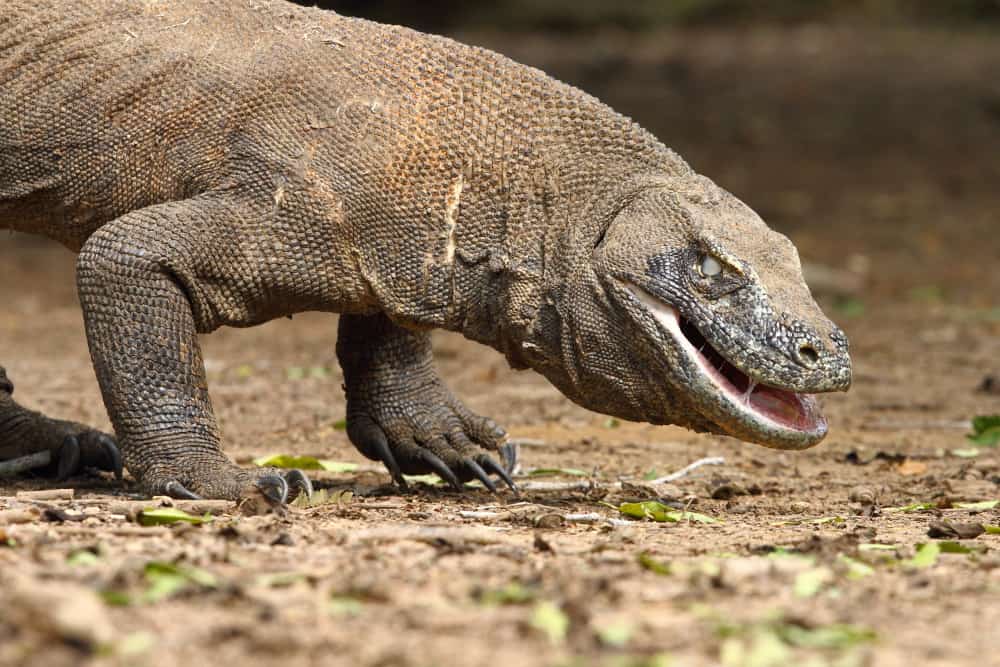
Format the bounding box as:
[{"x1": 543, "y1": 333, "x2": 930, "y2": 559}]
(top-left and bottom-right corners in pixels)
[{"x1": 2, "y1": 25, "x2": 999, "y2": 667}]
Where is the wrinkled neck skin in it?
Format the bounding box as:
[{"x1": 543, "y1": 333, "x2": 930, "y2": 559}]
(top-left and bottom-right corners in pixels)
[{"x1": 433, "y1": 164, "x2": 670, "y2": 390}]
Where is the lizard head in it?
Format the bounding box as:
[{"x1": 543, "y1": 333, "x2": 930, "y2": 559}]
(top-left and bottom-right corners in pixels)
[{"x1": 524, "y1": 173, "x2": 851, "y2": 450}]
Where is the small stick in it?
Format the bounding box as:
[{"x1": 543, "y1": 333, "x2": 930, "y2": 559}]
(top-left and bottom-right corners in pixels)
[
  {"x1": 0, "y1": 450, "x2": 52, "y2": 477},
  {"x1": 647, "y1": 457, "x2": 725, "y2": 484},
  {"x1": 0, "y1": 508, "x2": 41, "y2": 524},
  {"x1": 16, "y1": 488, "x2": 74, "y2": 501}
]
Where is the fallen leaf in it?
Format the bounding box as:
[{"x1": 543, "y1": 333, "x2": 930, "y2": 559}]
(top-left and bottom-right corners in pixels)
[
  {"x1": 837, "y1": 554, "x2": 875, "y2": 579},
  {"x1": 967, "y1": 415, "x2": 1000, "y2": 446},
  {"x1": 137, "y1": 508, "x2": 212, "y2": 527},
  {"x1": 596, "y1": 620, "x2": 634, "y2": 648},
  {"x1": 903, "y1": 542, "x2": 940, "y2": 569},
  {"x1": 530, "y1": 601, "x2": 569, "y2": 645},
  {"x1": 953, "y1": 500, "x2": 998, "y2": 511},
  {"x1": 618, "y1": 501, "x2": 719, "y2": 524},
  {"x1": 479, "y1": 582, "x2": 536, "y2": 606},
  {"x1": 793, "y1": 567, "x2": 832, "y2": 598},
  {"x1": 526, "y1": 467, "x2": 589, "y2": 477},
  {"x1": 638, "y1": 552, "x2": 672, "y2": 576},
  {"x1": 253, "y1": 454, "x2": 359, "y2": 472}
]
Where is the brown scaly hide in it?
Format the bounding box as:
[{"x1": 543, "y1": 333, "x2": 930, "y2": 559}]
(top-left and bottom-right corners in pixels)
[{"x1": 0, "y1": 1, "x2": 849, "y2": 499}]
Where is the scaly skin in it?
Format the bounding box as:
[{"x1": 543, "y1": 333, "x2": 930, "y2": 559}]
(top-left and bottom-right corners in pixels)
[{"x1": 0, "y1": 1, "x2": 851, "y2": 500}]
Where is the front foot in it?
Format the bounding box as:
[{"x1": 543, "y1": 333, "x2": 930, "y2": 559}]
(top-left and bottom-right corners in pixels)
[
  {"x1": 337, "y1": 314, "x2": 516, "y2": 493},
  {"x1": 347, "y1": 402, "x2": 518, "y2": 493},
  {"x1": 138, "y1": 458, "x2": 313, "y2": 505}
]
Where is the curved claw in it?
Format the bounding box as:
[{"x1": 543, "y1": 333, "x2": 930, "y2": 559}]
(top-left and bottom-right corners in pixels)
[
  {"x1": 462, "y1": 458, "x2": 497, "y2": 493},
  {"x1": 419, "y1": 450, "x2": 462, "y2": 491},
  {"x1": 164, "y1": 480, "x2": 202, "y2": 500},
  {"x1": 284, "y1": 469, "x2": 313, "y2": 501},
  {"x1": 371, "y1": 433, "x2": 407, "y2": 489},
  {"x1": 499, "y1": 441, "x2": 519, "y2": 474},
  {"x1": 98, "y1": 435, "x2": 124, "y2": 482},
  {"x1": 56, "y1": 435, "x2": 81, "y2": 482},
  {"x1": 478, "y1": 455, "x2": 518, "y2": 492},
  {"x1": 257, "y1": 473, "x2": 289, "y2": 506}
]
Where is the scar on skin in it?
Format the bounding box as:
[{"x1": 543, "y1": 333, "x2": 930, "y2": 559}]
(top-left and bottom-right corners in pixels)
[{"x1": 443, "y1": 173, "x2": 463, "y2": 263}]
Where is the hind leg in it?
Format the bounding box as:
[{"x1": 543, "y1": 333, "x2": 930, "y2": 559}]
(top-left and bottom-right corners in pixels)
[{"x1": 0, "y1": 365, "x2": 121, "y2": 480}]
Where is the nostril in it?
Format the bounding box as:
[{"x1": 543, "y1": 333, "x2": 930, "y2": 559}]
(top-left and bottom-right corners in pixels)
[{"x1": 798, "y1": 344, "x2": 820, "y2": 366}]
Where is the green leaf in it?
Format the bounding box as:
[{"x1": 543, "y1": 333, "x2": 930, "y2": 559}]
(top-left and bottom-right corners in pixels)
[
  {"x1": 642, "y1": 468, "x2": 660, "y2": 481},
  {"x1": 618, "y1": 501, "x2": 718, "y2": 524},
  {"x1": 950, "y1": 448, "x2": 981, "y2": 458},
  {"x1": 903, "y1": 542, "x2": 941, "y2": 569},
  {"x1": 137, "y1": 507, "x2": 212, "y2": 526},
  {"x1": 252, "y1": 454, "x2": 358, "y2": 473},
  {"x1": 771, "y1": 515, "x2": 845, "y2": 527},
  {"x1": 234, "y1": 364, "x2": 254, "y2": 378},
  {"x1": 478, "y1": 582, "x2": 536, "y2": 606},
  {"x1": 638, "y1": 552, "x2": 672, "y2": 576},
  {"x1": 332, "y1": 418, "x2": 348, "y2": 431},
  {"x1": 968, "y1": 415, "x2": 1000, "y2": 447},
  {"x1": 838, "y1": 554, "x2": 875, "y2": 579},
  {"x1": 286, "y1": 366, "x2": 306, "y2": 380},
  {"x1": 142, "y1": 562, "x2": 217, "y2": 603},
  {"x1": 953, "y1": 500, "x2": 998, "y2": 510},
  {"x1": 596, "y1": 621, "x2": 634, "y2": 648},
  {"x1": 793, "y1": 567, "x2": 832, "y2": 598},
  {"x1": 531, "y1": 601, "x2": 569, "y2": 645},
  {"x1": 402, "y1": 473, "x2": 445, "y2": 486},
  {"x1": 937, "y1": 541, "x2": 976, "y2": 554},
  {"x1": 100, "y1": 590, "x2": 132, "y2": 607},
  {"x1": 983, "y1": 525, "x2": 1000, "y2": 535},
  {"x1": 526, "y1": 467, "x2": 589, "y2": 477},
  {"x1": 67, "y1": 549, "x2": 101, "y2": 566},
  {"x1": 779, "y1": 623, "x2": 877, "y2": 649},
  {"x1": 603, "y1": 417, "x2": 621, "y2": 429},
  {"x1": 329, "y1": 596, "x2": 363, "y2": 617},
  {"x1": 883, "y1": 502, "x2": 937, "y2": 513}
]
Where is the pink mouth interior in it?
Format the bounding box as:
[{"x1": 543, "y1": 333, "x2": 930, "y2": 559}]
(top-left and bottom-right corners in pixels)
[{"x1": 678, "y1": 316, "x2": 824, "y2": 432}]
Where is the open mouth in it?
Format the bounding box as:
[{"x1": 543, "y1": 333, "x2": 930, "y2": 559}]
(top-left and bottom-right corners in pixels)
[{"x1": 629, "y1": 286, "x2": 825, "y2": 437}]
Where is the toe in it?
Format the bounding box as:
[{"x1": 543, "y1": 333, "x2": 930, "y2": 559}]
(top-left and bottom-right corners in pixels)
[
  {"x1": 99, "y1": 435, "x2": 124, "y2": 482},
  {"x1": 477, "y1": 454, "x2": 518, "y2": 492},
  {"x1": 164, "y1": 480, "x2": 203, "y2": 500},
  {"x1": 347, "y1": 414, "x2": 408, "y2": 488},
  {"x1": 461, "y1": 457, "x2": 497, "y2": 492},
  {"x1": 418, "y1": 448, "x2": 463, "y2": 490},
  {"x1": 56, "y1": 435, "x2": 81, "y2": 481},
  {"x1": 256, "y1": 473, "x2": 290, "y2": 506},
  {"x1": 283, "y1": 469, "x2": 313, "y2": 502}
]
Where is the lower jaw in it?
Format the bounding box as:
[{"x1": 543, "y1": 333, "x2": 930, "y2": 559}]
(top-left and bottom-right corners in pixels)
[{"x1": 626, "y1": 285, "x2": 827, "y2": 448}]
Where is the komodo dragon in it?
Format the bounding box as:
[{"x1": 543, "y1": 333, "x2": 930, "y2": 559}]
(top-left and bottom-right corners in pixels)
[{"x1": 0, "y1": 0, "x2": 851, "y2": 504}]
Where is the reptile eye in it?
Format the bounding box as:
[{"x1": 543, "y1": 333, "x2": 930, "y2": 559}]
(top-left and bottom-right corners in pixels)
[{"x1": 699, "y1": 254, "x2": 723, "y2": 278}]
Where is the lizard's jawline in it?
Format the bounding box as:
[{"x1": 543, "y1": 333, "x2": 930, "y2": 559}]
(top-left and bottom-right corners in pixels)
[{"x1": 631, "y1": 288, "x2": 825, "y2": 435}]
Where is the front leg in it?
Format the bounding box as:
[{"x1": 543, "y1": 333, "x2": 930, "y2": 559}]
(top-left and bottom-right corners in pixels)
[
  {"x1": 0, "y1": 366, "x2": 121, "y2": 480},
  {"x1": 76, "y1": 200, "x2": 310, "y2": 503},
  {"x1": 337, "y1": 313, "x2": 516, "y2": 491}
]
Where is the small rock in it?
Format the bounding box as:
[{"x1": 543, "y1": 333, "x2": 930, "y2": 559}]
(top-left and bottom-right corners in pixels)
[
  {"x1": 848, "y1": 486, "x2": 878, "y2": 505},
  {"x1": 927, "y1": 521, "x2": 985, "y2": 540},
  {"x1": 710, "y1": 482, "x2": 748, "y2": 500}
]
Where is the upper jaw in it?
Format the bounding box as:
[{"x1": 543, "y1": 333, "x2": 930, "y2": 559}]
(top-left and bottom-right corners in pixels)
[{"x1": 615, "y1": 280, "x2": 831, "y2": 450}]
